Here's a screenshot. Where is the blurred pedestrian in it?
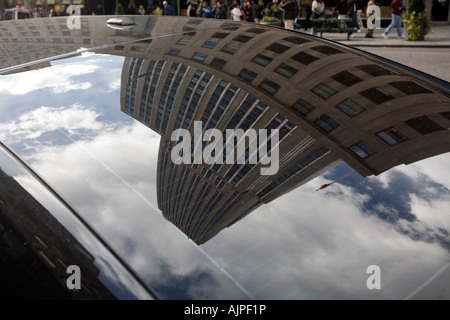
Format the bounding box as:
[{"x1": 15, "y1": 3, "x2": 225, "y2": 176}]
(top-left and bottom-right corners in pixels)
[
  {"x1": 312, "y1": 0, "x2": 324, "y2": 18},
  {"x1": 355, "y1": 0, "x2": 364, "y2": 31},
  {"x1": 346, "y1": 0, "x2": 357, "y2": 39},
  {"x1": 304, "y1": 0, "x2": 312, "y2": 30},
  {"x1": 201, "y1": 1, "x2": 212, "y2": 17},
  {"x1": 138, "y1": 5, "x2": 146, "y2": 14},
  {"x1": 243, "y1": 0, "x2": 254, "y2": 22},
  {"x1": 230, "y1": 3, "x2": 243, "y2": 20},
  {"x1": 254, "y1": 0, "x2": 264, "y2": 23},
  {"x1": 163, "y1": 1, "x2": 174, "y2": 15},
  {"x1": 381, "y1": 0, "x2": 404, "y2": 39},
  {"x1": 215, "y1": 0, "x2": 227, "y2": 18},
  {"x1": 281, "y1": 0, "x2": 296, "y2": 30}
]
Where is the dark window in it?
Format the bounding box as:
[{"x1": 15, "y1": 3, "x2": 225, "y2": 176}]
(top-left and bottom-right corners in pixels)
[
  {"x1": 283, "y1": 36, "x2": 310, "y2": 44},
  {"x1": 357, "y1": 64, "x2": 394, "y2": 77},
  {"x1": 360, "y1": 87, "x2": 394, "y2": 105},
  {"x1": 221, "y1": 22, "x2": 240, "y2": 30},
  {"x1": 312, "y1": 83, "x2": 337, "y2": 99},
  {"x1": 202, "y1": 41, "x2": 217, "y2": 49},
  {"x1": 405, "y1": 116, "x2": 444, "y2": 134},
  {"x1": 169, "y1": 48, "x2": 180, "y2": 55},
  {"x1": 266, "y1": 43, "x2": 290, "y2": 54},
  {"x1": 246, "y1": 28, "x2": 268, "y2": 34},
  {"x1": 376, "y1": 128, "x2": 407, "y2": 145},
  {"x1": 311, "y1": 45, "x2": 343, "y2": 55},
  {"x1": 292, "y1": 99, "x2": 315, "y2": 116},
  {"x1": 291, "y1": 51, "x2": 319, "y2": 65},
  {"x1": 440, "y1": 112, "x2": 450, "y2": 120},
  {"x1": 212, "y1": 32, "x2": 230, "y2": 39},
  {"x1": 188, "y1": 19, "x2": 203, "y2": 24},
  {"x1": 176, "y1": 39, "x2": 190, "y2": 45},
  {"x1": 259, "y1": 80, "x2": 280, "y2": 95},
  {"x1": 332, "y1": 71, "x2": 363, "y2": 87},
  {"x1": 350, "y1": 141, "x2": 376, "y2": 159},
  {"x1": 238, "y1": 69, "x2": 257, "y2": 82},
  {"x1": 221, "y1": 44, "x2": 239, "y2": 54},
  {"x1": 233, "y1": 35, "x2": 253, "y2": 43},
  {"x1": 315, "y1": 115, "x2": 339, "y2": 132},
  {"x1": 210, "y1": 57, "x2": 227, "y2": 68},
  {"x1": 336, "y1": 99, "x2": 366, "y2": 117},
  {"x1": 389, "y1": 81, "x2": 432, "y2": 95},
  {"x1": 252, "y1": 54, "x2": 273, "y2": 66},
  {"x1": 193, "y1": 52, "x2": 207, "y2": 62},
  {"x1": 275, "y1": 64, "x2": 298, "y2": 78}
]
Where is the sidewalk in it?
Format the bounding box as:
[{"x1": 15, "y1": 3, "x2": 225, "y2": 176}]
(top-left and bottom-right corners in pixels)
[{"x1": 296, "y1": 22, "x2": 450, "y2": 48}]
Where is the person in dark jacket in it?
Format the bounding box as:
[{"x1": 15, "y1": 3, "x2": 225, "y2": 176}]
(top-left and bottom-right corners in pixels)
[
  {"x1": 281, "y1": 0, "x2": 296, "y2": 30},
  {"x1": 381, "y1": 0, "x2": 404, "y2": 38},
  {"x1": 254, "y1": 0, "x2": 265, "y2": 23},
  {"x1": 214, "y1": 0, "x2": 227, "y2": 18},
  {"x1": 163, "y1": 1, "x2": 174, "y2": 15}
]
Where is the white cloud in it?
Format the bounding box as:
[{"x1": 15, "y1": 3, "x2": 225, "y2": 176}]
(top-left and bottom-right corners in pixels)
[{"x1": 0, "y1": 60, "x2": 98, "y2": 95}]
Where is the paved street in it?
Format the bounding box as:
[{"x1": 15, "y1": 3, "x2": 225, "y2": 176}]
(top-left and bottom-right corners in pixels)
[
  {"x1": 296, "y1": 23, "x2": 450, "y2": 82},
  {"x1": 360, "y1": 47, "x2": 450, "y2": 82}
]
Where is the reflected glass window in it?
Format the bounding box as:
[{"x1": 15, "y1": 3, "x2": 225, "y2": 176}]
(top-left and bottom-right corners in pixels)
[
  {"x1": 266, "y1": 43, "x2": 290, "y2": 54},
  {"x1": 314, "y1": 115, "x2": 339, "y2": 132},
  {"x1": 311, "y1": 45, "x2": 343, "y2": 55},
  {"x1": 210, "y1": 57, "x2": 227, "y2": 68},
  {"x1": 275, "y1": 64, "x2": 298, "y2": 78},
  {"x1": 350, "y1": 141, "x2": 376, "y2": 159},
  {"x1": 405, "y1": 116, "x2": 444, "y2": 134},
  {"x1": 169, "y1": 48, "x2": 181, "y2": 55},
  {"x1": 291, "y1": 51, "x2": 319, "y2": 65},
  {"x1": 176, "y1": 39, "x2": 190, "y2": 45},
  {"x1": 252, "y1": 54, "x2": 273, "y2": 66},
  {"x1": 212, "y1": 32, "x2": 230, "y2": 38},
  {"x1": 233, "y1": 35, "x2": 253, "y2": 43},
  {"x1": 238, "y1": 69, "x2": 257, "y2": 82},
  {"x1": 312, "y1": 83, "x2": 337, "y2": 99},
  {"x1": 292, "y1": 99, "x2": 315, "y2": 116},
  {"x1": 246, "y1": 28, "x2": 268, "y2": 34},
  {"x1": 357, "y1": 64, "x2": 394, "y2": 76},
  {"x1": 376, "y1": 128, "x2": 407, "y2": 145},
  {"x1": 283, "y1": 36, "x2": 310, "y2": 44},
  {"x1": 361, "y1": 87, "x2": 394, "y2": 105},
  {"x1": 389, "y1": 81, "x2": 432, "y2": 95},
  {"x1": 202, "y1": 41, "x2": 218, "y2": 49},
  {"x1": 336, "y1": 99, "x2": 366, "y2": 117},
  {"x1": 221, "y1": 44, "x2": 239, "y2": 54},
  {"x1": 193, "y1": 52, "x2": 207, "y2": 62},
  {"x1": 332, "y1": 71, "x2": 363, "y2": 87},
  {"x1": 259, "y1": 80, "x2": 280, "y2": 95}
]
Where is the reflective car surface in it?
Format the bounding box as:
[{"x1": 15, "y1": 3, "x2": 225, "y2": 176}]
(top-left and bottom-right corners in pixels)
[{"x1": 0, "y1": 16, "x2": 449, "y2": 300}]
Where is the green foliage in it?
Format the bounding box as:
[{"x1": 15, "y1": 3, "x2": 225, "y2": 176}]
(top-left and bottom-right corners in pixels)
[
  {"x1": 403, "y1": 0, "x2": 430, "y2": 41},
  {"x1": 261, "y1": 16, "x2": 279, "y2": 22}
]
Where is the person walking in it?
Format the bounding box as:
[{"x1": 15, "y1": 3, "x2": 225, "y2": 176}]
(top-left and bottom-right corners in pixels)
[
  {"x1": 355, "y1": 0, "x2": 364, "y2": 32},
  {"x1": 381, "y1": 0, "x2": 404, "y2": 39},
  {"x1": 346, "y1": 0, "x2": 357, "y2": 39},
  {"x1": 254, "y1": 0, "x2": 265, "y2": 23}
]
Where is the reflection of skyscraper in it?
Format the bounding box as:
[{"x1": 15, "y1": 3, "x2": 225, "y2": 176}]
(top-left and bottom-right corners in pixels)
[
  {"x1": 119, "y1": 19, "x2": 450, "y2": 244},
  {"x1": 0, "y1": 167, "x2": 117, "y2": 299}
]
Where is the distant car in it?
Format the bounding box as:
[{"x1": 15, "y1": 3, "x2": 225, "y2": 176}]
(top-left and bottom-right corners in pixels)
[{"x1": 2, "y1": 8, "x2": 31, "y2": 21}]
